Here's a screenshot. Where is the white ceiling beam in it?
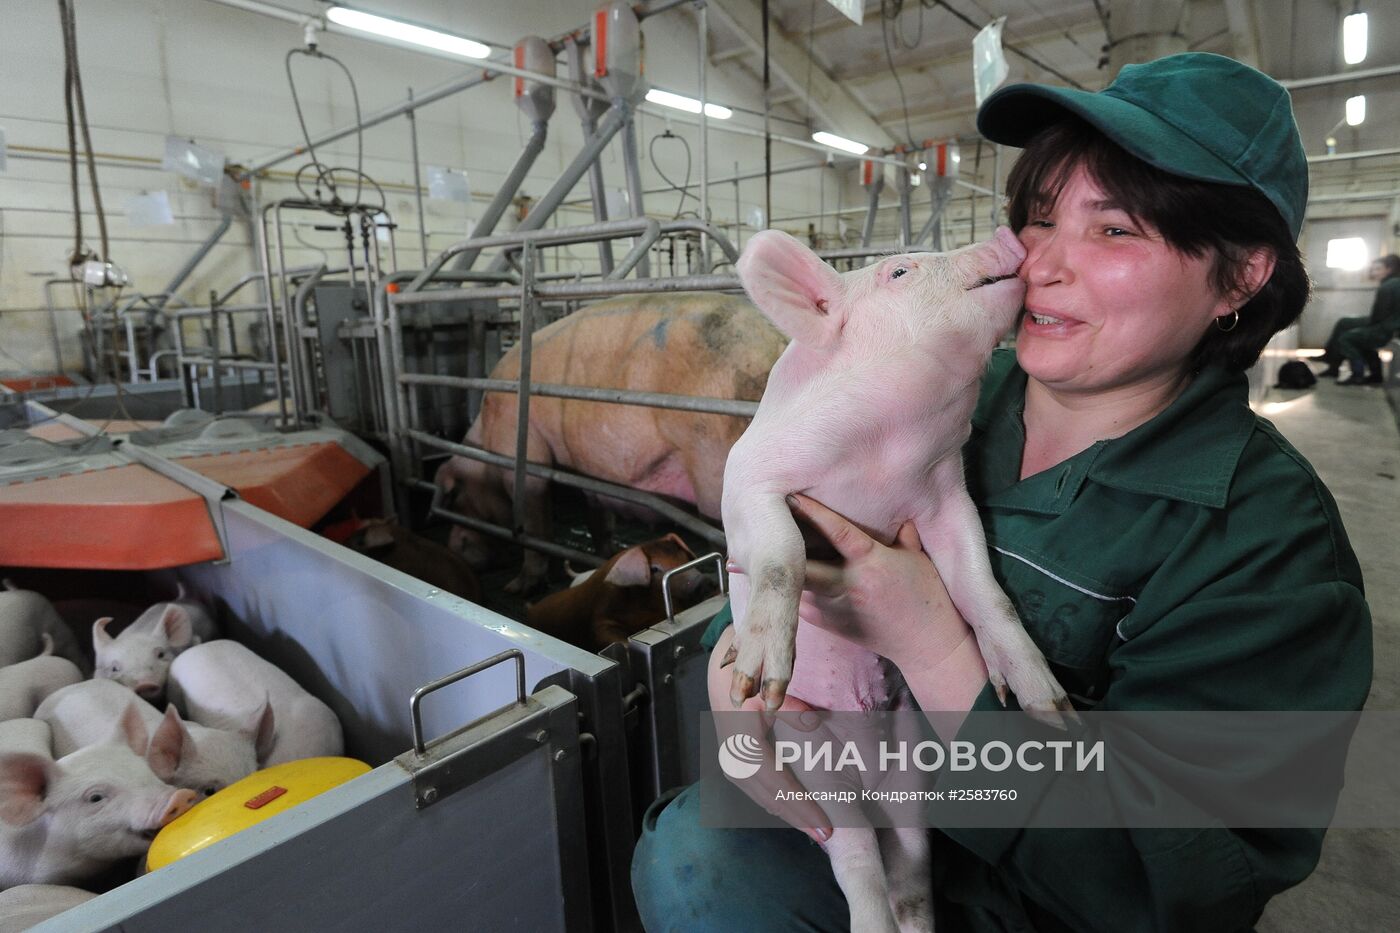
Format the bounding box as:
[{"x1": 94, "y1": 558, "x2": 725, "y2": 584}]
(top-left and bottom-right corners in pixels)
[
  {"x1": 711, "y1": 44, "x2": 750, "y2": 64},
  {"x1": 704, "y1": 0, "x2": 897, "y2": 148}
]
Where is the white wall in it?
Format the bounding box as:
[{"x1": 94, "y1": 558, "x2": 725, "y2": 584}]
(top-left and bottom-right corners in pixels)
[{"x1": 0, "y1": 0, "x2": 865, "y2": 375}]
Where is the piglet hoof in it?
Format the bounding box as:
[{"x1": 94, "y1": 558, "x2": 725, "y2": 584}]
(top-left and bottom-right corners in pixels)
[
  {"x1": 975, "y1": 621, "x2": 1076, "y2": 728},
  {"x1": 760, "y1": 677, "x2": 790, "y2": 712},
  {"x1": 729, "y1": 671, "x2": 756, "y2": 708}
]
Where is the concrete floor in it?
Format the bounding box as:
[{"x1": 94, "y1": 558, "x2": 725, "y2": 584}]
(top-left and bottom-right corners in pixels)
[{"x1": 1252, "y1": 377, "x2": 1400, "y2": 933}]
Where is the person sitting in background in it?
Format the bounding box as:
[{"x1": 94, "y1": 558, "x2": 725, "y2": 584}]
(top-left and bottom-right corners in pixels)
[
  {"x1": 1315, "y1": 256, "x2": 1397, "y2": 379},
  {"x1": 1333, "y1": 254, "x2": 1400, "y2": 385}
]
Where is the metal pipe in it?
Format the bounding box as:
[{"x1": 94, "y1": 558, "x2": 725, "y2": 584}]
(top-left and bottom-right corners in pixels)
[
  {"x1": 406, "y1": 89, "x2": 429, "y2": 268},
  {"x1": 1308, "y1": 147, "x2": 1400, "y2": 165},
  {"x1": 451, "y1": 121, "x2": 549, "y2": 271},
  {"x1": 209, "y1": 289, "x2": 223, "y2": 414},
  {"x1": 291, "y1": 263, "x2": 329, "y2": 412},
  {"x1": 897, "y1": 167, "x2": 912, "y2": 249},
  {"x1": 407, "y1": 431, "x2": 727, "y2": 548},
  {"x1": 1281, "y1": 63, "x2": 1400, "y2": 91},
  {"x1": 608, "y1": 219, "x2": 662, "y2": 279},
  {"x1": 511, "y1": 243, "x2": 537, "y2": 536},
  {"x1": 391, "y1": 272, "x2": 740, "y2": 306},
  {"x1": 124, "y1": 312, "x2": 140, "y2": 385},
  {"x1": 414, "y1": 218, "x2": 653, "y2": 292},
  {"x1": 620, "y1": 115, "x2": 652, "y2": 278},
  {"x1": 243, "y1": 67, "x2": 599, "y2": 179},
  {"x1": 486, "y1": 104, "x2": 633, "y2": 273},
  {"x1": 271, "y1": 202, "x2": 305, "y2": 426},
  {"x1": 400, "y1": 373, "x2": 759, "y2": 417},
  {"x1": 416, "y1": 481, "x2": 604, "y2": 568},
  {"x1": 157, "y1": 213, "x2": 233, "y2": 307},
  {"x1": 170, "y1": 304, "x2": 268, "y2": 318},
  {"x1": 861, "y1": 173, "x2": 884, "y2": 248},
  {"x1": 41, "y1": 280, "x2": 66, "y2": 373},
  {"x1": 698, "y1": 0, "x2": 710, "y2": 273},
  {"x1": 1308, "y1": 189, "x2": 1400, "y2": 204},
  {"x1": 256, "y1": 204, "x2": 290, "y2": 424},
  {"x1": 566, "y1": 37, "x2": 617, "y2": 276}
]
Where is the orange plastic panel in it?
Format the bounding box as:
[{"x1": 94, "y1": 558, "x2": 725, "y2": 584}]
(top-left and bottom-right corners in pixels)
[
  {"x1": 175, "y1": 442, "x2": 372, "y2": 528},
  {"x1": 0, "y1": 465, "x2": 224, "y2": 569},
  {"x1": 25, "y1": 420, "x2": 159, "y2": 442},
  {"x1": 1, "y1": 375, "x2": 75, "y2": 392}
]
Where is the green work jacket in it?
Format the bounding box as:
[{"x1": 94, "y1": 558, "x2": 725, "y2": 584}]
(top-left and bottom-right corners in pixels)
[
  {"x1": 934, "y1": 349, "x2": 1372, "y2": 933},
  {"x1": 702, "y1": 349, "x2": 1372, "y2": 933}
]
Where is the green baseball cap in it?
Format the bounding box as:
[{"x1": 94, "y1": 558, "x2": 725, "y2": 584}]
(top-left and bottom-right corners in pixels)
[{"x1": 977, "y1": 52, "x2": 1308, "y2": 240}]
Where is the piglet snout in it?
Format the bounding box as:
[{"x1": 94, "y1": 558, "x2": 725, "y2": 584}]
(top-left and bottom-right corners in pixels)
[
  {"x1": 961, "y1": 226, "x2": 1026, "y2": 290},
  {"x1": 158, "y1": 789, "x2": 197, "y2": 827},
  {"x1": 134, "y1": 682, "x2": 161, "y2": 699}
]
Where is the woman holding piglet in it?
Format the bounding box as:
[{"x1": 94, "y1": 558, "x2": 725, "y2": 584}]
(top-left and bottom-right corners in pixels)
[{"x1": 631, "y1": 53, "x2": 1372, "y2": 933}]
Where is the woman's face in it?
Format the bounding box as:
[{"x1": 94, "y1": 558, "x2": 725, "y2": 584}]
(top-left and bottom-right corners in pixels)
[{"x1": 1013, "y1": 165, "x2": 1234, "y2": 394}]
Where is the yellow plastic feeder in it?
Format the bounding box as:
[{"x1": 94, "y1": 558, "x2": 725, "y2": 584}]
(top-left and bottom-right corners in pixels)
[{"x1": 147, "y1": 757, "x2": 371, "y2": 871}]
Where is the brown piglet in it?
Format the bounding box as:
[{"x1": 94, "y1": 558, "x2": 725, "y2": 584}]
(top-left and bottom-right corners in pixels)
[
  {"x1": 525, "y1": 534, "x2": 714, "y2": 651},
  {"x1": 342, "y1": 519, "x2": 483, "y2": 603}
]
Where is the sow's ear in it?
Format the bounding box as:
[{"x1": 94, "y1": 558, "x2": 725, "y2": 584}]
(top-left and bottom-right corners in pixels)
[{"x1": 736, "y1": 230, "x2": 845, "y2": 348}]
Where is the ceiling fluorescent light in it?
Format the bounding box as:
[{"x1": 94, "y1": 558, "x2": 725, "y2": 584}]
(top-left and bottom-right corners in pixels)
[
  {"x1": 1346, "y1": 94, "x2": 1366, "y2": 126},
  {"x1": 1343, "y1": 12, "x2": 1368, "y2": 65},
  {"x1": 812, "y1": 131, "x2": 868, "y2": 155},
  {"x1": 325, "y1": 7, "x2": 490, "y2": 59},
  {"x1": 644, "y1": 88, "x2": 733, "y2": 120}
]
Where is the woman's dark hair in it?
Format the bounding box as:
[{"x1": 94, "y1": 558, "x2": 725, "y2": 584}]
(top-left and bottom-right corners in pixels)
[
  {"x1": 1005, "y1": 117, "x2": 1310, "y2": 373},
  {"x1": 1377, "y1": 255, "x2": 1400, "y2": 277}
]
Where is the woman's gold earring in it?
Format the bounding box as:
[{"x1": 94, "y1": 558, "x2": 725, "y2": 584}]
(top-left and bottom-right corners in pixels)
[{"x1": 1215, "y1": 309, "x2": 1240, "y2": 332}]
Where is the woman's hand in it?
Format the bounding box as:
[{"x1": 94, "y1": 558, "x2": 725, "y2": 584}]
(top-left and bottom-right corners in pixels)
[{"x1": 731, "y1": 494, "x2": 991, "y2": 717}]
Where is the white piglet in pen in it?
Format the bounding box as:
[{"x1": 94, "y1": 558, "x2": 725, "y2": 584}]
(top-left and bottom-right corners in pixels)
[
  {"x1": 93, "y1": 585, "x2": 219, "y2": 702},
  {"x1": 168, "y1": 640, "x2": 343, "y2": 766},
  {"x1": 0, "y1": 720, "x2": 195, "y2": 889},
  {"x1": 0, "y1": 638, "x2": 83, "y2": 721},
  {"x1": 37, "y1": 679, "x2": 273, "y2": 799},
  {"x1": 721, "y1": 227, "x2": 1071, "y2": 932}
]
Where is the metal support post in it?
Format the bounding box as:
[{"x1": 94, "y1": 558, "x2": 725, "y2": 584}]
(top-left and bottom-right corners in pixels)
[
  {"x1": 452, "y1": 121, "x2": 549, "y2": 271},
  {"x1": 407, "y1": 88, "x2": 429, "y2": 268},
  {"x1": 486, "y1": 104, "x2": 632, "y2": 273},
  {"x1": 209, "y1": 289, "x2": 223, "y2": 414},
  {"x1": 861, "y1": 171, "x2": 885, "y2": 248},
  {"x1": 897, "y1": 166, "x2": 913, "y2": 249},
  {"x1": 619, "y1": 112, "x2": 652, "y2": 278},
  {"x1": 698, "y1": 0, "x2": 711, "y2": 273},
  {"x1": 512, "y1": 242, "x2": 537, "y2": 535}
]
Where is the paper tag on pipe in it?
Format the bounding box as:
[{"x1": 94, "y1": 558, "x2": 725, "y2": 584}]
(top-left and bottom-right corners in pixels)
[
  {"x1": 427, "y1": 166, "x2": 471, "y2": 204},
  {"x1": 824, "y1": 0, "x2": 864, "y2": 25},
  {"x1": 973, "y1": 17, "x2": 1010, "y2": 107}
]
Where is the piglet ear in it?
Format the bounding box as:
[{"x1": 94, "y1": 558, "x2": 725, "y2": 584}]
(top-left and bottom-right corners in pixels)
[
  {"x1": 160, "y1": 606, "x2": 194, "y2": 650},
  {"x1": 92, "y1": 617, "x2": 115, "y2": 652},
  {"x1": 662, "y1": 532, "x2": 694, "y2": 558},
  {"x1": 148, "y1": 706, "x2": 189, "y2": 781},
  {"x1": 603, "y1": 547, "x2": 651, "y2": 588},
  {"x1": 736, "y1": 230, "x2": 846, "y2": 348},
  {"x1": 114, "y1": 703, "x2": 150, "y2": 757},
  {"x1": 358, "y1": 521, "x2": 397, "y2": 552},
  {"x1": 0, "y1": 753, "x2": 59, "y2": 827}
]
